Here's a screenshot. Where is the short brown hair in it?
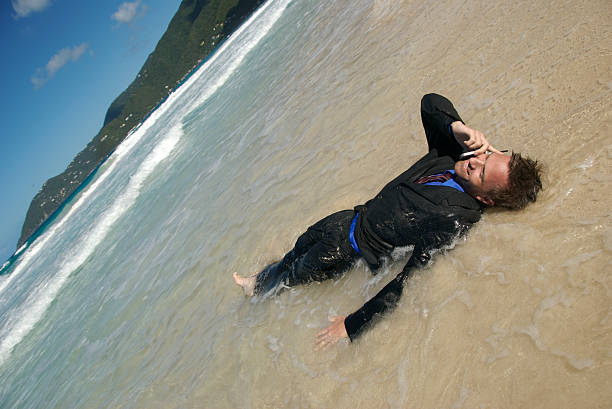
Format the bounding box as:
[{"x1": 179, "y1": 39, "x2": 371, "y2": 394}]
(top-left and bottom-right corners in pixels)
[{"x1": 491, "y1": 152, "x2": 542, "y2": 209}]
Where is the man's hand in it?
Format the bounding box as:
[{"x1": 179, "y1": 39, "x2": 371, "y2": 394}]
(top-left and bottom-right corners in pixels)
[
  {"x1": 315, "y1": 315, "x2": 348, "y2": 350},
  {"x1": 451, "y1": 121, "x2": 502, "y2": 156}
]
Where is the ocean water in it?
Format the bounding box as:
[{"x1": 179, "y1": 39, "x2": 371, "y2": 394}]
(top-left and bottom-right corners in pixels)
[{"x1": 1, "y1": 0, "x2": 611, "y2": 407}]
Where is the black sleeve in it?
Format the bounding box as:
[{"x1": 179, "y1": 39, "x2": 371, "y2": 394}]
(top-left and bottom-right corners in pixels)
[
  {"x1": 420, "y1": 93, "x2": 465, "y2": 160},
  {"x1": 343, "y1": 254, "x2": 417, "y2": 341},
  {"x1": 344, "y1": 215, "x2": 469, "y2": 341}
]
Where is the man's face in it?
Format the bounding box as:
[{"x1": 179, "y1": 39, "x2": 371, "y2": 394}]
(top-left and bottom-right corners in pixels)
[{"x1": 454, "y1": 153, "x2": 510, "y2": 206}]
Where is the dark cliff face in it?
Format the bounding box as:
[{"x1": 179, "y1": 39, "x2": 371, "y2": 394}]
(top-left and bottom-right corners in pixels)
[{"x1": 17, "y1": 0, "x2": 265, "y2": 248}]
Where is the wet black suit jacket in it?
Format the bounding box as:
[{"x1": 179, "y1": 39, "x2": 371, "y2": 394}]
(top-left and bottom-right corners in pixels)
[{"x1": 345, "y1": 94, "x2": 483, "y2": 340}]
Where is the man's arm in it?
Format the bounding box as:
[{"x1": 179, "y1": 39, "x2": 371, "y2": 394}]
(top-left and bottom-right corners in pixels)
[
  {"x1": 420, "y1": 93, "x2": 465, "y2": 159},
  {"x1": 420, "y1": 94, "x2": 502, "y2": 158},
  {"x1": 315, "y1": 253, "x2": 421, "y2": 349},
  {"x1": 343, "y1": 216, "x2": 466, "y2": 340},
  {"x1": 315, "y1": 216, "x2": 468, "y2": 348}
]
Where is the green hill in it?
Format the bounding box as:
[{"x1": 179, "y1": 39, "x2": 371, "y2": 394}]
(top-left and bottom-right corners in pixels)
[{"x1": 18, "y1": 0, "x2": 265, "y2": 247}]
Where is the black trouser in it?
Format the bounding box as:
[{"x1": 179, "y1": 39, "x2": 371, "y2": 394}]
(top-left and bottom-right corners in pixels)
[{"x1": 254, "y1": 210, "x2": 360, "y2": 295}]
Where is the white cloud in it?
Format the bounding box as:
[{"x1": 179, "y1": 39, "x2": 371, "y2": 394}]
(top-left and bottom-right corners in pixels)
[
  {"x1": 31, "y1": 43, "x2": 90, "y2": 89},
  {"x1": 111, "y1": 1, "x2": 144, "y2": 25},
  {"x1": 11, "y1": 0, "x2": 51, "y2": 18}
]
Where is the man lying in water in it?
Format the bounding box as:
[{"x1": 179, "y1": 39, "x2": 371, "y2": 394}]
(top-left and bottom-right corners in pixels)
[{"x1": 233, "y1": 93, "x2": 542, "y2": 349}]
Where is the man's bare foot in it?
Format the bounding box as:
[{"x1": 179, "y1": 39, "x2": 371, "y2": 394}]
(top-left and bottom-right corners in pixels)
[{"x1": 233, "y1": 272, "x2": 257, "y2": 296}]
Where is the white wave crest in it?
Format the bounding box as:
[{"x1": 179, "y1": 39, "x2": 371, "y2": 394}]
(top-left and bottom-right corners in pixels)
[
  {"x1": 0, "y1": 125, "x2": 182, "y2": 366},
  {"x1": 14, "y1": 243, "x2": 27, "y2": 257},
  {"x1": 184, "y1": 0, "x2": 293, "y2": 110},
  {"x1": 0, "y1": 84, "x2": 179, "y2": 299}
]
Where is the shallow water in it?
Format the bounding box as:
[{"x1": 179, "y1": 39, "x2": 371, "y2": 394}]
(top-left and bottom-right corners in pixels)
[{"x1": 0, "y1": 0, "x2": 610, "y2": 407}]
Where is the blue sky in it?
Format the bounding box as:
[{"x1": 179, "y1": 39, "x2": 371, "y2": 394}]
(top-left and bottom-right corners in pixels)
[{"x1": 0, "y1": 0, "x2": 181, "y2": 262}]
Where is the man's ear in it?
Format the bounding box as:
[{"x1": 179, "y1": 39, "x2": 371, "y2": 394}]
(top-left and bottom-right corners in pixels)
[{"x1": 476, "y1": 195, "x2": 494, "y2": 206}]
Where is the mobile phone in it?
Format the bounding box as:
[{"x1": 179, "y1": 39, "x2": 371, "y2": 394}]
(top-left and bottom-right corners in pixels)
[{"x1": 459, "y1": 149, "x2": 508, "y2": 159}]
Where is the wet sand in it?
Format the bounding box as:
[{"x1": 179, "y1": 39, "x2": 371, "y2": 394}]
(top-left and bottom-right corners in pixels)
[{"x1": 210, "y1": 1, "x2": 612, "y2": 407}]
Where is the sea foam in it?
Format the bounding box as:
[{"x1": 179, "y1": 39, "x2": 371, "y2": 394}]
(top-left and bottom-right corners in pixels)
[
  {"x1": 0, "y1": 126, "x2": 182, "y2": 365},
  {"x1": 189, "y1": 0, "x2": 293, "y2": 110}
]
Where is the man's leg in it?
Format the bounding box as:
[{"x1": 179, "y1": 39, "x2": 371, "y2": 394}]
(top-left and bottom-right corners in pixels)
[
  {"x1": 233, "y1": 215, "x2": 328, "y2": 295},
  {"x1": 234, "y1": 210, "x2": 358, "y2": 295}
]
